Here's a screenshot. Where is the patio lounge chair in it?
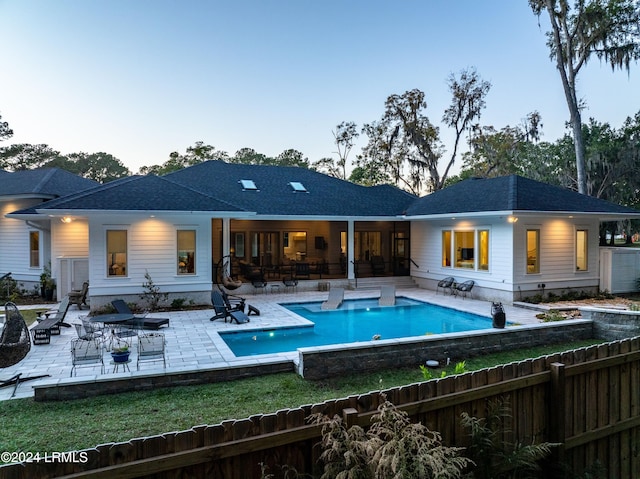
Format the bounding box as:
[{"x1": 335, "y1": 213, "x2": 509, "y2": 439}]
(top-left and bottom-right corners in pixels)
[
  {"x1": 436, "y1": 277, "x2": 455, "y2": 295},
  {"x1": 111, "y1": 300, "x2": 170, "y2": 329},
  {"x1": 210, "y1": 290, "x2": 250, "y2": 323},
  {"x1": 378, "y1": 285, "x2": 396, "y2": 306},
  {"x1": 32, "y1": 296, "x2": 72, "y2": 344},
  {"x1": 37, "y1": 296, "x2": 72, "y2": 329},
  {"x1": 454, "y1": 280, "x2": 475, "y2": 299},
  {"x1": 321, "y1": 287, "x2": 344, "y2": 310},
  {"x1": 68, "y1": 281, "x2": 89, "y2": 310}
]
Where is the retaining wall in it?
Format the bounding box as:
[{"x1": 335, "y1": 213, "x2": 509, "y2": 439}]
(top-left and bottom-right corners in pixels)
[
  {"x1": 34, "y1": 358, "x2": 294, "y2": 401},
  {"x1": 580, "y1": 306, "x2": 640, "y2": 341},
  {"x1": 298, "y1": 320, "x2": 594, "y2": 380}
]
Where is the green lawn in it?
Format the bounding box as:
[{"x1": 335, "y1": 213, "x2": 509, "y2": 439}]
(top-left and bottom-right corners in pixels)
[{"x1": 0, "y1": 338, "x2": 603, "y2": 454}]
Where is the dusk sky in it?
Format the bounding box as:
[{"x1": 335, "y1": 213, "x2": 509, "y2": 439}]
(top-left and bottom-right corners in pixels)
[{"x1": 1, "y1": 0, "x2": 638, "y2": 175}]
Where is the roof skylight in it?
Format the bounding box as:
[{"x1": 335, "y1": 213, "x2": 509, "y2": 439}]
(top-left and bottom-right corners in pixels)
[
  {"x1": 239, "y1": 179, "x2": 258, "y2": 191},
  {"x1": 289, "y1": 181, "x2": 308, "y2": 193}
]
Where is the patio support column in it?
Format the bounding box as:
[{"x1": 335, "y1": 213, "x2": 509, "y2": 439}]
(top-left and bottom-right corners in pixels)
[
  {"x1": 347, "y1": 220, "x2": 355, "y2": 280},
  {"x1": 222, "y1": 218, "x2": 231, "y2": 274}
]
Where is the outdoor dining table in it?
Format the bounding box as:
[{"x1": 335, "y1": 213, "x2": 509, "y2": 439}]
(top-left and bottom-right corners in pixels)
[{"x1": 89, "y1": 313, "x2": 135, "y2": 351}]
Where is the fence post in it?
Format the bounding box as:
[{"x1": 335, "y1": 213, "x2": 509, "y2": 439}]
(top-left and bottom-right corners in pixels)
[
  {"x1": 549, "y1": 362, "x2": 566, "y2": 477},
  {"x1": 343, "y1": 408, "x2": 359, "y2": 429}
]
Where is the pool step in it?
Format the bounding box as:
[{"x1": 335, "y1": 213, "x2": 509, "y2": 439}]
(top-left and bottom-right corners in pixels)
[{"x1": 351, "y1": 276, "x2": 418, "y2": 290}]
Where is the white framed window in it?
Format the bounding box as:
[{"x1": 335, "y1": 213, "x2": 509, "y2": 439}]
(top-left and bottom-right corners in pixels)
[
  {"x1": 442, "y1": 230, "x2": 452, "y2": 267},
  {"x1": 478, "y1": 230, "x2": 489, "y2": 271},
  {"x1": 29, "y1": 231, "x2": 40, "y2": 268},
  {"x1": 576, "y1": 229, "x2": 588, "y2": 271},
  {"x1": 526, "y1": 229, "x2": 540, "y2": 274},
  {"x1": 107, "y1": 229, "x2": 128, "y2": 277},
  {"x1": 454, "y1": 231, "x2": 475, "y2": 269},
  {"x1": 442, "y1": 228, "x2": 490, "y2": 272},
  {"x1": 177, "y1": 230, "x2": 196, "y2": 275}
]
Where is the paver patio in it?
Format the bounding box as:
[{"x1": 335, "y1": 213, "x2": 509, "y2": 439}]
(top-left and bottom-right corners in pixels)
[{"x1": 0, "y1": 287, "x2": 541, "y2": 400}]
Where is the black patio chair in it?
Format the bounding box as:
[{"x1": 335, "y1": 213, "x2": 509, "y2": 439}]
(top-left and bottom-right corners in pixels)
[
  {"x1": 436, "y1": 277, "x2": 455, "y2": 295},
  {"x1": 454, "y1": 280, "x2": 475, "y2": 299},
  {"x1": 282, "y1": 276, "x2": 298, "y2": 293},
  {"x1": 370, "y1": 256, "x2": 386, "y2": 276},
  {"x1": 295, "y1": 262, "x2": 310, "y2": 279},
  {"x1": 210, "y1": 290, "x2": 250, "y2": 324},
  {"x1": 222, "y1": 291, "x2": 260, "y2": 316}
]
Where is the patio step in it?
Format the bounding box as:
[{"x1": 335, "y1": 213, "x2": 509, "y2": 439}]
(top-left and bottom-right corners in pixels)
[{"x1": 352, "y1": 276, "x2": 417, "y2": 290}]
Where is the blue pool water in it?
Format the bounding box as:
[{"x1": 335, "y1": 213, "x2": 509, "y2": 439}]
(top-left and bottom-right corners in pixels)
[{"x1": 219, "y1": 297, "x2": 494, "y2": 357}]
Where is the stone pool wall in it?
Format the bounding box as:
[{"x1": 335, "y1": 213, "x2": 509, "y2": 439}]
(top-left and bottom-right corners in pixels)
[
  {"x1": 34, "y1": 358, "x2": 294, "y2": 401},
  {"x1": 298, "y1": 320, "x2": 594, "y2": 380},
  {"x1": 579, "y1": 306, "x2": 640, "y2": 341}
]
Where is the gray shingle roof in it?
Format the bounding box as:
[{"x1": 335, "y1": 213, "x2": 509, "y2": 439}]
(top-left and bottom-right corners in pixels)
[
  {"x1": 35, "y1": 175, "x2": 244, "y2": 213},
  {"x1": 0, "y1": 168, "x2": 98, "y2": 198},
  {"x1": 405, "y1": 175, "x2": 640, "y2": 216},
  {"x1": 22, "y1": 167, "x2": 640, "y2": 219},
  {"x1": 163, "y1": 161, "x2": 416, "y2": 217}
]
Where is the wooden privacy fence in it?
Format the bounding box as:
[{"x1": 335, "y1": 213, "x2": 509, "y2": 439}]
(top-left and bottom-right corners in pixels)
[{"x1": 2, "y1": 337, "x2": 639, "y2": 479}]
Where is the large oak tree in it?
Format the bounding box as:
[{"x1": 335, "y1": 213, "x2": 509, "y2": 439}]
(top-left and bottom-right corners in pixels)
[
  {"x1": 357, "y1": 68, "x2": 490, "y2": 194},
  {"x1": 530, "y1": 0, "x2": 640, "y2": 194}
]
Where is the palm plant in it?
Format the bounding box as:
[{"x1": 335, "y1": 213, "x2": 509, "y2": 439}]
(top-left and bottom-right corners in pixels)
[{"x1": 460, "y1": 398, "x2": 557, "y2": 479}]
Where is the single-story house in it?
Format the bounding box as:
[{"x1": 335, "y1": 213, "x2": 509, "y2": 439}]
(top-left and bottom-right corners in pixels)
[
  {"x1": 4, "y1": 162, "x2": 640, "y2": 308},
  {"x1": 0, "y1": 168, "x2": 98, "y2": 293}
]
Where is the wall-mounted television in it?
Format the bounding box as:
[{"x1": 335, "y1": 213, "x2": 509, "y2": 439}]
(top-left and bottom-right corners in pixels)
[{"x1": 460, "y1": 248, "x2": 474, "y2": 261}]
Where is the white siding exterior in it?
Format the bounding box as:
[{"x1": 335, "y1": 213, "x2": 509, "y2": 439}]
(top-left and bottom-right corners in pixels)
[
  {"x1": 513, "y1": 216, "x2": 600, "y2": 297},
  {"x1": 0, "y1": 199, "x2": 50, "y2": 288},
  {"x1": 411, "y1": 215, "x2": 601, "y2": 302},
  {"x1": 410, "y1": 217, "x2": 514, "y2": 302},
  {"x1": 83, "y1": 213, "x2": 213, "y2": 309}
]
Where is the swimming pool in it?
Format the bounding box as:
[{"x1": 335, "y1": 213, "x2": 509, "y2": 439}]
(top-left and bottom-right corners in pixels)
[{"x1": 219, "y1": 297, "x2": 495, "y2": 357}]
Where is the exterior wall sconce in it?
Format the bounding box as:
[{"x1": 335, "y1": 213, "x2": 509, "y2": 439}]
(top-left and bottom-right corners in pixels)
[
  {"x1": 60, "y1": 216, "x2": 73, "y2": 224},
  {"x1": 507, "y1": 216, "x2": 518, "y2": 223}
]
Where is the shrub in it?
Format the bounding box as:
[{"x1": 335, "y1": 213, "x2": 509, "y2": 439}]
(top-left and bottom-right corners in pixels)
[
  {"x1": 0, "y1": 275, "x2": 20, "y2": 302},
  {"x1": 311, "y1": 396, "x2": 471, "y2": 479},
  {"x1": 171, "y1": 298, "x2": 186, "y2": 309},
  {"x1": 140, "y1": 270, "x2": 168, "y2": 311},
  {"x1": 538, "y1": 309, "x2": 567, "y2": 322},
  {"x1": 419, "y1": 364, "x2": 446, "y2": 380},
  {"x1": 454, "y1": 361, "x2": 467, "y2": 375}
]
